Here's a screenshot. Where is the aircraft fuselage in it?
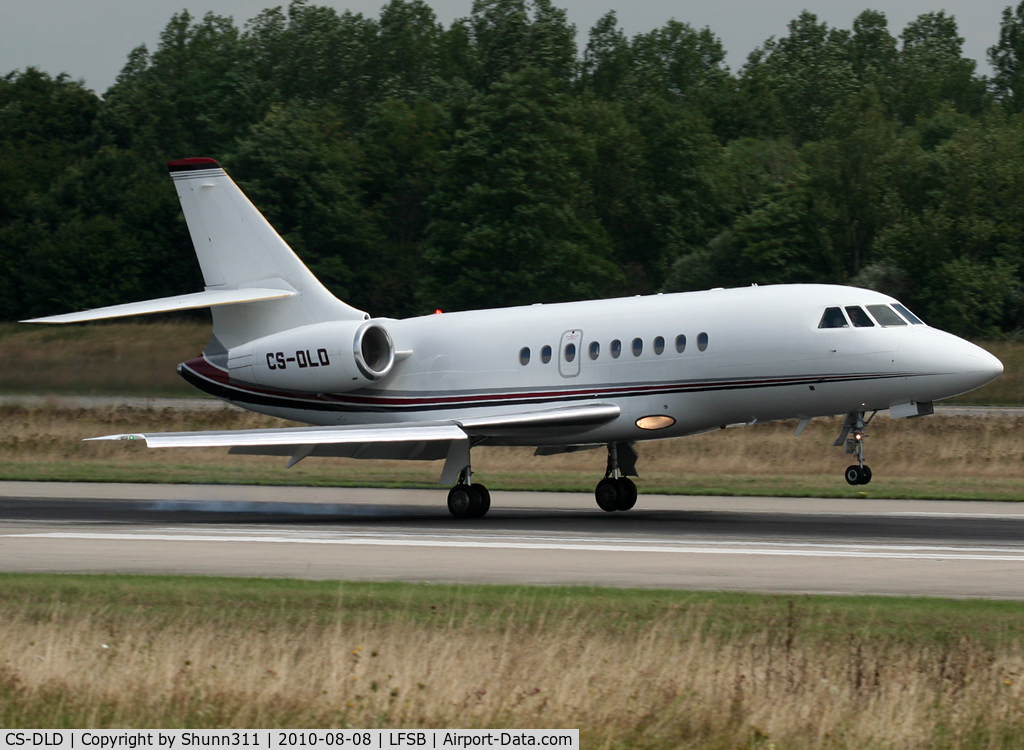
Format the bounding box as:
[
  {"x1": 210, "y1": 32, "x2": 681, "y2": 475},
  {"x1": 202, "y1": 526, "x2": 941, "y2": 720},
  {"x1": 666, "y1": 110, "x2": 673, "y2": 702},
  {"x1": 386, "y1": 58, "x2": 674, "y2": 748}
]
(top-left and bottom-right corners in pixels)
[{"x1": 179, "y1": 283, "x2": 1001, "y2": 447}]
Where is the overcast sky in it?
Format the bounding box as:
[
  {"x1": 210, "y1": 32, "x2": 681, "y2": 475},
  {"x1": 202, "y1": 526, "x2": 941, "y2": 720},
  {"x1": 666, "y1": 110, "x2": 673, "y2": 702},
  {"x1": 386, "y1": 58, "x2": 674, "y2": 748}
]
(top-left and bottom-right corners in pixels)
[{"x1": 1, "y1": 0, "x2": 1017, "y2": 94}]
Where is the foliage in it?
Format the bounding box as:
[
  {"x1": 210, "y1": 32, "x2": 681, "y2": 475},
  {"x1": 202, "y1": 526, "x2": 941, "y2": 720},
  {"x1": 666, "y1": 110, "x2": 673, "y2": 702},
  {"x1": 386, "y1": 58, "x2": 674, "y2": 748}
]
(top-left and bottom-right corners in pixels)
[{"x1": 2, "y1": 0, "x2": 1024, "y2": 335}]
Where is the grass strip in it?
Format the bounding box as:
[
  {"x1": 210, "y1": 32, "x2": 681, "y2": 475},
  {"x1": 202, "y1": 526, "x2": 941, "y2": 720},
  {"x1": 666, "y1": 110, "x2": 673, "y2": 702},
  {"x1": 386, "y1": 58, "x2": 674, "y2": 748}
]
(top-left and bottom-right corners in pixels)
[
  {"x1": 0, "y1": 460, "x2": 1022, "y2": 501},
  {"x1": 0, "y1": 401, "x2": 1020, "y2": 500},
  {"x1": 2, "y1": 573, "x2": 1024, "y2": 747}
]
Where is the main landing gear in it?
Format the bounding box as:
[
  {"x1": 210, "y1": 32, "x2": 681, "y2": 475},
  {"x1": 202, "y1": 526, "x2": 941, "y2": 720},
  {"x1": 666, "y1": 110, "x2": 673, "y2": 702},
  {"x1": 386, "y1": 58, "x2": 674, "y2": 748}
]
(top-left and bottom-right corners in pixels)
[
  {"x1": 447, "y1": 470, "x2": 490, "y2": 519},
  {"x1": 835, "y1": 411, "x2": 875, "y2": 485},
  {"x1": 595, "y1": 442, "x2": 639, "y2": 512}
]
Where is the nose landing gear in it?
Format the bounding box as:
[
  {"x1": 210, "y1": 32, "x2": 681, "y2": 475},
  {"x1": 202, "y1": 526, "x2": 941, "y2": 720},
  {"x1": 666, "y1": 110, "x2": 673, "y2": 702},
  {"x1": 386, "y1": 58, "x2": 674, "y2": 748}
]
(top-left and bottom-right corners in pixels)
[
  {"x1": 595, "y1": 442, "x2": 639, "y2": 511},
  {"x1": 835, "y1": 411, "x2": 875, "y2": 485}
]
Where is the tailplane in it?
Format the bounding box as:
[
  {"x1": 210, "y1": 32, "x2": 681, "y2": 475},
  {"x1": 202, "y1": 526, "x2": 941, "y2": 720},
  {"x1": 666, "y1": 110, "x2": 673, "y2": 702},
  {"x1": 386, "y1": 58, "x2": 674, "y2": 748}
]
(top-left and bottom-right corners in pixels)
[
  {"x1": 25, "y1": 158, "x2": 367, "y2": 349},
  {"x1": 169, "y1": 158, "x2": 366, "y2": 347}
]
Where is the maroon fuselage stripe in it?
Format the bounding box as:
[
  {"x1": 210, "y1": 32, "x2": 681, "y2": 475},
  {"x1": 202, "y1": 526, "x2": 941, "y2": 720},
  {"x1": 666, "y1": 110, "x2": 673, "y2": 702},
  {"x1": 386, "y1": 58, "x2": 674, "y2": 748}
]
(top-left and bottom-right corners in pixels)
[{"x1": 180, "y1": 356, "x2": 910, "y2": 413}]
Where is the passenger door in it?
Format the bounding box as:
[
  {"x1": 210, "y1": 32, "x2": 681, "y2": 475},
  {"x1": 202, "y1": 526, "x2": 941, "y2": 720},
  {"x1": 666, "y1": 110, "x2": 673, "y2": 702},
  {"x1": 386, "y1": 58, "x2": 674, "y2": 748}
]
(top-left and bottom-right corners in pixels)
[{"x1": 558, "y1": 330, "x2": 582, "y2": 378}]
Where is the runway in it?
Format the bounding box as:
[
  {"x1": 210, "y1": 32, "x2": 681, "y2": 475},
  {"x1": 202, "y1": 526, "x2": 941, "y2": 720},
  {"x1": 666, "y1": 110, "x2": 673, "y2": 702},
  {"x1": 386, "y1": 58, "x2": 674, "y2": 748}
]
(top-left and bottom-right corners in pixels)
[{"x1": 1, "y1": 481, "x2": 1024, "y2": 598}]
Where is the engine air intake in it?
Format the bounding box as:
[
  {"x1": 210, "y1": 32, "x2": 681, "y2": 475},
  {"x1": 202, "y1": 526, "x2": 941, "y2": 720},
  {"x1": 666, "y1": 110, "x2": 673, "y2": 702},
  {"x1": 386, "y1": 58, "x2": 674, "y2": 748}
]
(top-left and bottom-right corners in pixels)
[{"x1": 354, "y1": 322, "x2": 395, "y2": 380}]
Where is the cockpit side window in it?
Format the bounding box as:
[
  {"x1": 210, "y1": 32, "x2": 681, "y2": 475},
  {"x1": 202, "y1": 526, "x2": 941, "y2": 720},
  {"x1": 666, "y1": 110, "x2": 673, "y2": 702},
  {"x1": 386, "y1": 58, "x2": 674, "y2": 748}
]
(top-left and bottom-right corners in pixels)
[
  {"x1": 845, "y1": 306, "x2": 874, "y2": 327},
  {"x1": 892, "y1": 303, "x2": 925, "y2": 325},
  {"x1": 818, "y1": 307, "x2": 848, "y2": 329},
  {"x1": 866, "y1": 304, "x2": 907, "y2": 327}
]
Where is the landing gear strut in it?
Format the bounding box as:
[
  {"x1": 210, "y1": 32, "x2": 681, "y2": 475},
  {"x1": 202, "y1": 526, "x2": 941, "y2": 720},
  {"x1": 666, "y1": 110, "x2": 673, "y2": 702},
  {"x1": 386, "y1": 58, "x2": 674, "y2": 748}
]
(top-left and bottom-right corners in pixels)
[
  {"x1": 447, "y1": 469, "x2": 490, "y2": 519},
  {"x1": 595, "y1": 442, "x2": 639, "y2": 512},
  {"x1": 835, "y1": 411, "x2": 874, "y2": 485}
]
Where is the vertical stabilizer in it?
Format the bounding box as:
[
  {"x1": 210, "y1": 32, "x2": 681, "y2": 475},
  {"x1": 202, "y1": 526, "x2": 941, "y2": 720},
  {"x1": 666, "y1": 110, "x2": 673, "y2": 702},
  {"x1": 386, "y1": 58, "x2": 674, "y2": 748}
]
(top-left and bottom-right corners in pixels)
[{"x1": 169, "y1": 158, "x2": 366, "y2": 348}]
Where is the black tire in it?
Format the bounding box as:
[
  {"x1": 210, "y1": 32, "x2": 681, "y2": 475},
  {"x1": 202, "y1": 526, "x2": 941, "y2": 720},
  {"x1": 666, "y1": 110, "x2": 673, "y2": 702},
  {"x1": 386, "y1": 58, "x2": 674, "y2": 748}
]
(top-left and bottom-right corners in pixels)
[
  {"x1": 858, "y1": 465, "x2": 872, "y2": 485},
  {"x1": 473, "y1": 484, "x2": 491, "y2": 517},
  {"x1": 447, "y1": 485, "x2": 481, "y2": 519},
  {"x1": 844, "y1": 465, "x2": 862, "y2": 485},
  {"x1": 616, "y1": 477, "x2": 638, "y2": 511},
  {"x1": 595, "y1": 478, "x2": 620, "y2": 512}
]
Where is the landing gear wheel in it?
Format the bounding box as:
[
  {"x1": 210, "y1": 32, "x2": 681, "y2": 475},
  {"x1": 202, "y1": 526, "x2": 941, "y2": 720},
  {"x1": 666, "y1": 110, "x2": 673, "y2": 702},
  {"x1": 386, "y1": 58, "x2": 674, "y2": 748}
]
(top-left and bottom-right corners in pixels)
[
  {"x1": 844, "y1": 465, "x2": 862, "y2": 485},
  {"x1": 447, "y1": 484, "x2": 482, "y2": 519},
  {"x1": 595, "y1": 478, "x2": 620, "y2": 512},
  {"x1": 615, "y1": 477, "x2": 637, "y2": 511},
  {"x1": 858, "y1": 465, "x2": 872, "y2": 485},
  {"x1": 473, "y1": 484, "x2": 491, "y2": 517}
]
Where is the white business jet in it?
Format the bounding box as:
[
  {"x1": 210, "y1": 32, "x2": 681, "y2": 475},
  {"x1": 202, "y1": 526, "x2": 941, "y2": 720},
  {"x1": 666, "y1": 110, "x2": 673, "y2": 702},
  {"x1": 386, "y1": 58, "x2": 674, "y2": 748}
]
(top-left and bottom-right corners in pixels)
[{"x1": 25, "y1": 158, "x2": 1004, "y2": 518}]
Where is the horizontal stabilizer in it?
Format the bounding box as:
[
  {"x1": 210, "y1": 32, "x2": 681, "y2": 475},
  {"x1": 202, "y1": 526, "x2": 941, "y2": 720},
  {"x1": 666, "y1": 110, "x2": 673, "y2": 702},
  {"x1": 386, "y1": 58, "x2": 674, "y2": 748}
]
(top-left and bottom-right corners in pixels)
[{"x1": 22, "y1": 288, "x2": 298, "y2": 324}]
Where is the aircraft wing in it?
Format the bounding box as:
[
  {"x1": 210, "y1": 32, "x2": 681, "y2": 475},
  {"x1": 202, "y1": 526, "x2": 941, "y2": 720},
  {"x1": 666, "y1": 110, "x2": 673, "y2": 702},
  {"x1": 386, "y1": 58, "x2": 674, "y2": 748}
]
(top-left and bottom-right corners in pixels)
[{"x1": 87, "y1": 402, "x2": 620, "y2": 483}]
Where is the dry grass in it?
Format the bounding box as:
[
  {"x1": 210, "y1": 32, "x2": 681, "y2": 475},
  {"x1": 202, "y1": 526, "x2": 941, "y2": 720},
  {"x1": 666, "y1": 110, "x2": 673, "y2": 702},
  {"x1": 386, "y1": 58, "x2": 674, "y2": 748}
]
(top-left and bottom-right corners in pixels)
[
  {"x1": 2, "y1": 576, "x2": 1024, "y2": 747},
  {"x1": 0, "y1": 402, "x2": 1019, "y2": 499},
  {"x1": 0, "y1": 321, "x2": 209, "y2": 396}
]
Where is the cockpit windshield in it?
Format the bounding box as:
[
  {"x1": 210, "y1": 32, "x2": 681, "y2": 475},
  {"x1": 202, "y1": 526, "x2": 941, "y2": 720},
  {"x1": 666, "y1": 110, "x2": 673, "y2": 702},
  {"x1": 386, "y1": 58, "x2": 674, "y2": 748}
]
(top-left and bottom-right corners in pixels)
[
  {"x1": 818, "y1": 307, "x2": 849, "y2": 328},
  {"x1": 892, "y1": 303, "x2": 925, "y2": 325},
  {"x1": 845, "y1": 306, "x2": 874, "y2": 327},
  {"x1": 866, "y1": 304, "x2": 907, "y2": 327}
]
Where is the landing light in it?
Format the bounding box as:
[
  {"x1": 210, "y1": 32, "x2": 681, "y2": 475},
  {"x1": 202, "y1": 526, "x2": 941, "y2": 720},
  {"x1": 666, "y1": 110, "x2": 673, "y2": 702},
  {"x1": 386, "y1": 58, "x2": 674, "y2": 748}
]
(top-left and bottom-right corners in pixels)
[{"x1": 636, "y1": 415, "x2": 676, "y2": 430}]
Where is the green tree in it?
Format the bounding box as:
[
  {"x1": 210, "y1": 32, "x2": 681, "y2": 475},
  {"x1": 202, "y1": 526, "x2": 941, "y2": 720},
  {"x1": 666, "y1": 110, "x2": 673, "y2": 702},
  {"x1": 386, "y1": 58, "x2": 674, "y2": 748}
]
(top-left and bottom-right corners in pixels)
[
  {"x1": 228, "y1": 104, "x2": 379, "y2": 310},
  {"x1": 896, "y1": 12, "x2": 987, "y2": 124},
  {"x1": 467, "y1": 0, "x2": 577, "y2": 89},
  {"x1": 424, "y1": 67, "x2": 620, "y2": 310},
  {"x1": 989, "y1": 1, "x2": 1024, "y2": 111},
  {"x1": 102, "y1": 11, "x2": 252, "y2": 156},
  {"x1": 357, "y1": 99, "x2": 450, "y2": 317},
  {"x1": 581, "y1": 11, "x2": 630, "y2": 100},
  {"x1": 850, "y1": 10, "x2": 899, "y2": 115},
  {"x1": 738, "y1": 12, "x2": 856, "y2": 142},
  {"x1": 374, "y1": 0, "x2": 444, "y2": 99}
]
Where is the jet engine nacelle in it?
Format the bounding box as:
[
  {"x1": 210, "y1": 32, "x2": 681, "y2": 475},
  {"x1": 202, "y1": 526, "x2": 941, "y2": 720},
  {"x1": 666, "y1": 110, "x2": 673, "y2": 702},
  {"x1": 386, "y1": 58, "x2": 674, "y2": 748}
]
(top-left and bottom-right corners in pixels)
[{"x1": 229, "y1": 320, "x2": 396, "y2": 393}]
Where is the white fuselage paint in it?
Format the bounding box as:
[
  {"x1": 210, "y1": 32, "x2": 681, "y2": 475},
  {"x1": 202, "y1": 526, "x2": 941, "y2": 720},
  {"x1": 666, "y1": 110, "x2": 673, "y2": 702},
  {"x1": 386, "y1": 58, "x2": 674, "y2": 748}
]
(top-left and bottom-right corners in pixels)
[{"x1": 184, "y1": 283, "x2": 1002, "y2": 448}]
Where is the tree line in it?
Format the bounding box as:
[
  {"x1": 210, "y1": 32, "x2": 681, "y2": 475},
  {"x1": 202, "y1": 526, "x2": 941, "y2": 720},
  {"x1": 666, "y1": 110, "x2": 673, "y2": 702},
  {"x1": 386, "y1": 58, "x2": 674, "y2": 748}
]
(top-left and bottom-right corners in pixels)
[{"x1": 4, "y1": 0, "x2": 1024, "y2": 337}]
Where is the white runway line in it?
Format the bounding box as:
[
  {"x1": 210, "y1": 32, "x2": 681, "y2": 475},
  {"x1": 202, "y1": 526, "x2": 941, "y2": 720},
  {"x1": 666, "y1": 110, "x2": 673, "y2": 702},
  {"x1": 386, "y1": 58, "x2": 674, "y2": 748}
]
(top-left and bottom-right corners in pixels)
[{"x1": 7, "y1": 530, "x2": 1024, "y2": 562}]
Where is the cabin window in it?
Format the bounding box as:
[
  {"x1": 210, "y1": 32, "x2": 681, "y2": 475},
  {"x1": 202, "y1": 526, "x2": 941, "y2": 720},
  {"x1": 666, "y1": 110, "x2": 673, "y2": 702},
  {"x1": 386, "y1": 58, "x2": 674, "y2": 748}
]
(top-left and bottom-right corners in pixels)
[
  {"x1": 541, "y1": 345, "x2": 552, "y2": 363},
  {"x1": 654, "y1": 336, "x2": 665, "y2": 355},
  {"x1": 632, "y1": 338, "x2": 643, "y2": 356},
  {"x1": 589, "y1": 341, "x2": 600, "y2": 360},
  {"x1": 697, "y1": 332, "x2": 709, "y2": 351},
  {"x1": 519, "y1": 347, "x2": 530, "y2": 366},
  {"x1": 675, "y1": 334, "x2": 686, "y2": 353},
  {"x1": 845, "y1": 306, "x2": 874, "y2": 327},
  {"x1": 818, "y1": 307, "x2": 848, "y2": 329},
  {"x1": 564, "y1": 342, "x2": 577, "y2": 363},
  {"x1": 610, "y1": 339, "x2": 622, "y2": 359},
  {"x1": 867, "y1": 304, "x2": 907, "y2": 327},
  {"x1": 892, "y1": 303, "x2": 925, "y2": 325}
]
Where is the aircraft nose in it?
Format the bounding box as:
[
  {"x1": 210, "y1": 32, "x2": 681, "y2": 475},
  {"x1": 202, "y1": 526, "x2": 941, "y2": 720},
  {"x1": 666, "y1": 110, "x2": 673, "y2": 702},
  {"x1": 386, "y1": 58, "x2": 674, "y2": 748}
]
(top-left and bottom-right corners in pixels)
[{"x1": 898, "y1": 330, "x2": 1003, "y2": 396}]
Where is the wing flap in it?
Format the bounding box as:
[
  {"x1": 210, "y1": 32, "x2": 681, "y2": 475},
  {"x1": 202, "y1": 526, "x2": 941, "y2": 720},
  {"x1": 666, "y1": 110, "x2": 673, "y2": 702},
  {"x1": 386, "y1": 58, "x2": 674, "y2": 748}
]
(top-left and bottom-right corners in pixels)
[
  {"x1": 22, "y1": 287, "x2": 298, "y2": 324},
  {"x1": 457, "y1": 403, "x2": 620, "y2": 435}
]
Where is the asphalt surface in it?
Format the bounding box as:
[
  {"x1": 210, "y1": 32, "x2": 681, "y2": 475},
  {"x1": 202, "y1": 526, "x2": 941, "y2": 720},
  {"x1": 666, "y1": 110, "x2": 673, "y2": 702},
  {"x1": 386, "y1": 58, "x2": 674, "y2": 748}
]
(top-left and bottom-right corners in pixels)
[{"x1": 1, "y1": 482, "x2": 1024, "y2": 598}]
